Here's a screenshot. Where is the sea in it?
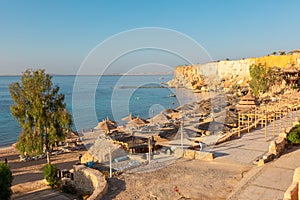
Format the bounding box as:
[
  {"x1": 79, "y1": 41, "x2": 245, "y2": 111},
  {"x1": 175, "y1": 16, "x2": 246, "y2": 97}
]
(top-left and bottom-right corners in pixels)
[{"x1": 0, "y1": 75, "x2": 199, "y2": 147}]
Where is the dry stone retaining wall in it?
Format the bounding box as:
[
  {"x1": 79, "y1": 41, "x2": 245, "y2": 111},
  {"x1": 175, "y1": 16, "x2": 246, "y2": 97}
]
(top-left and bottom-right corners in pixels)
[{"x1": 73, "y1": 165, "x2": 108, "y2": 200}]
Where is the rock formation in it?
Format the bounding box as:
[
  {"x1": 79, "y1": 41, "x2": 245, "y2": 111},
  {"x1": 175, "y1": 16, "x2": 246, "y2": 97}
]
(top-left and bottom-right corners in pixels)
[{"x1": 167, "y1": 53, "x2": 300, "y2": 91}]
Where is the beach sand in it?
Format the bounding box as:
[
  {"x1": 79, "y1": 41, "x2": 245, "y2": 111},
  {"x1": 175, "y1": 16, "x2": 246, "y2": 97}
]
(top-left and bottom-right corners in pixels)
[
  {"x1": 0, "y1": 144, "x2": 251, "y2": 200},
  {"x1": 0, "y1": 146, "x2": 86, "y2": 198},
  {"x1": 103, "y1": 159, "x2": 251, "y2": 200}
]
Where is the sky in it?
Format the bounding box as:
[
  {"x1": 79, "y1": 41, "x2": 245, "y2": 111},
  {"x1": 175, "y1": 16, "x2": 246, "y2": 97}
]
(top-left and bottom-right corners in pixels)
[{"x1": 0, "y1": 0, "x2": 300, "y2": 75}]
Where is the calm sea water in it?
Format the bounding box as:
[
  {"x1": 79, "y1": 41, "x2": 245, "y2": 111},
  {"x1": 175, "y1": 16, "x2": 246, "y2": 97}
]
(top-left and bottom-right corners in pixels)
[{"x1": 0, "y1": 75, "x2": 194, "y2": 147}]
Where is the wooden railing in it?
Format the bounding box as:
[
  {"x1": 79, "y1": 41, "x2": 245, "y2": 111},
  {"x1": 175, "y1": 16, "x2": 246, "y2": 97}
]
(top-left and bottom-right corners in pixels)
[{"x1": 217, "y1": 101, "x2": 300, "y2": 144}]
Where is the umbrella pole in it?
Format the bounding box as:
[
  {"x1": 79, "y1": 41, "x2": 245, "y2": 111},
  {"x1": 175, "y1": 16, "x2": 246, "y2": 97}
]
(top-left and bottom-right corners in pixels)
[
  {"x1": 109, "y1": 147, "x2": 112, "y2": 178},
  {"x1": 181, "y1": 118, "x2": 184, "y2": 149},
  {"x1": 148, "y1": 137, "x2": 151, "y2": 164}
]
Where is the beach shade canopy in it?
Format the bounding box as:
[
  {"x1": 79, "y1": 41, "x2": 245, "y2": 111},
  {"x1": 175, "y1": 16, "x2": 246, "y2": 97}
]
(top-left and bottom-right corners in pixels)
[
  {"x1": 87, "y1": 138, "x2": 128, "y2": 163},
  {"x1": 236, "y1": 91, "x2": 259, "y2": 112},
  {"x1": 151, "y1": 112, "x2": 171, "y2": 125},
  {"x1": 176, "y1": 103, "x2": 195, "y2": 111},
  {"x1": 281, "y1": 65, "x2": 299, "y2": 74},
  {"x1": 122, "y1": 112, "x2": 135, "y2": 121},
  {"x1": 104, "y1": 116, "x2": 117, "y2": 126},
  {"x1": 197, "y1": 120, "x2": 225, "y2": 134},
  {"x1": 95, "y1": 118, "x2": 117, "y2": 133},
  {"x1": 163, "y1": 108, "x2": 179, "y2": 115},
  {"x1": 224, "y1": 111, "x2": 238, "y2": 126},
  {"x1": 66, "y1": 131, "x2": 79, "y2": 141},
  {"x1": 127, "y1": 116, "x2": 149, "y2": 128},
  {"x1": 197, "y1": 100, "x2": 212, "y2": 114}
]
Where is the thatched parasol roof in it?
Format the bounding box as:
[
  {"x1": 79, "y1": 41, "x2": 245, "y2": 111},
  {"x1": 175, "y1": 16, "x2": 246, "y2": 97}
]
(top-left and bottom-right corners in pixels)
[
  {"x1": 66, "y1": 131, "x2": 79, "y2": 141},
  {"x1": 281, "y1": 65, "x2": 299, "y2": 74},
  {"x1": 104, "y1": 116, "x2": 117, "y2": 126},
  {"x1": 176, "y1": 103, "x2": 195, "y2": 111},
  {"x1": 122, "y1": 112, "x2": 134, "y2": 121},
  {"x1": 163, "y1": 108, "x2": 178, "y2": 114},
  {"x1": 236, "y1": 91, "x2": 258, "y2": 112},
  {"x1": 197, "y1": 120, "x2": 225, "y2": 133},
  {"x1": 151, "y1": 112, "x2": 171, "y2": 124},
  {"x1": 95, "y1": 119, "x2": 117, "y2": 133},
  {"x1": 127, "y1": 116, "x2": 149, "y2": 128}
]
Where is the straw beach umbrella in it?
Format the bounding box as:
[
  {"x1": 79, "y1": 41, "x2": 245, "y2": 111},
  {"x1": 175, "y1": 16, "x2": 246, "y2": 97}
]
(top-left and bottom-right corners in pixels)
[
  {"x1": 127, "y1": 116, "x2": 149, "y2": 129},
  {"x1": 95, "y1": 118, "x2": 117, "y2": 134},
  {"x1": 151, "y1": 112, "x2": 171, "y2": 125},
  {"x1": 122, "y1": 112, "x2": 135, "y2": 121},
  {"x1": 197, "y1": 120, "x2": 225, "y2": 134},
  {"x1": 236, "y1": 91, "x2": 258, "y2": 112}
]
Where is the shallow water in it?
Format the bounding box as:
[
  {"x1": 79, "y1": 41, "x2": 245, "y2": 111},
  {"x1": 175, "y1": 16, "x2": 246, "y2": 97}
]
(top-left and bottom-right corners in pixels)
[{"x1": 0, "y1": 75, "x2": 198, "y2": 147}]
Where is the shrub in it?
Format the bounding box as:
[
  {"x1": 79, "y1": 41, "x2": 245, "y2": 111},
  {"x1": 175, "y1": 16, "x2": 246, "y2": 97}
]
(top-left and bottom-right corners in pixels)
[
  {"x1": 43, "y1": 164, "x2": 59, "y2": 188},
  {"x1": 249, "y1": 63, "x2": 276, "y2": 96},
  {"x1": 61, "y1": 180, "x2": 77, "y2": 194},
  {"x1": 0, "y1": 163, "x2": 13, "y2": 200},
  {"x1": 288, "y1": 125, "x2": 300, "y2": 144},
  {"x1": 101, "y1": 170, "x2": 110, "y2": 179}
]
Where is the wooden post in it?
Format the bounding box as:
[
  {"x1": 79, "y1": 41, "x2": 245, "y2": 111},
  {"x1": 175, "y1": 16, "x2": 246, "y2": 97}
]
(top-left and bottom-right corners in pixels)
[
  {"x1": 280, "y1": 109, "x2": 282, "y2": 131},
  {"x1": 272, "y1": 112, "x2": 275, "y2": 139},
  {"x1": 46, "y1": 151, "x2": 51, "y2": 165},
  {"x1": 288, "y1": 107, "x2": 290, "y2": 127},
  {"x1": 181, "y1": 118, "x2": 183, "y2": 150},
  {"x1": 241, "y1": 114, "x2": 244, "y2": 126},
  {"x1": 290, "y1": 107, "x2": 293, "y2": 126},
  {"x1": 148, "y1": 137, "x2": 151, "y2": 164},
  {"x1": 109, "y1": 147, "x2": 112, "y2": 178},
  {"x1": 264, "y1": 110, "x2": 267, "y2": 142},
  {"x1": 261, "y1": 109, "x2": 264, "y2": 128},
  {"x1": 238, "y1": 112, "x2": 241, "y2": 137},
  {"x1": 255, "y1": 107, "x2": 257, "y2": 128},
  {"x1": 247, "y1": 114, "x2": 250, "y2": 133}
]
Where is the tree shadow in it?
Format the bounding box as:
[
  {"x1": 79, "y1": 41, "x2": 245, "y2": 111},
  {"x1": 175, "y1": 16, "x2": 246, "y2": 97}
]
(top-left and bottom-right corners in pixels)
[
  {"x1": 13, "y1": 172, "x2": 44, "y2": 185},
  {"x1": 102, "y1": 177, "x2": 126, "y2": 200},
  {"x1": 212, "y1": 152, "x2": 230, "y2": 158},
  {"x1": 12, "y1": 187, "x2": 76, "y2": 200},
  {"x1": 12, "y1": 159, "x2": 80, "y2": 185}
]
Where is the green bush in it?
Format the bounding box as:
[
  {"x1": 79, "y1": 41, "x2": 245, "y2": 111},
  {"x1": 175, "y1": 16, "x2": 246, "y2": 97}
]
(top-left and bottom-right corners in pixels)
[
  {"x1": 61, "y1": 180, "x2": 77, "y2": 194},
  {"x1": 249, "y1": 63, "x2": 276, "y2": 96},
  {"x1": 43, "y1": 164, "x2": 59, "y2": 188},
  {"x1": 0, "y1": 163, "x2": 13, "y2": 200},
  {"x1": 288, "y1": 125, "x2": 300, "y2": 144}
]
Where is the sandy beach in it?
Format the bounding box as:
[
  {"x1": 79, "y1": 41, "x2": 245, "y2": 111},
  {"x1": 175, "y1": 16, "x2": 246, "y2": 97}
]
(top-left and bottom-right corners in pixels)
[
  {"x1": 0, "y1": 143, "x2": 251, "y2": 200},
  {"x1": 0, "y1": 145, "x2": 86, "y2": 198},
  {"x1": 103, "y1": 158, "x2": 251, "y2": 200}
]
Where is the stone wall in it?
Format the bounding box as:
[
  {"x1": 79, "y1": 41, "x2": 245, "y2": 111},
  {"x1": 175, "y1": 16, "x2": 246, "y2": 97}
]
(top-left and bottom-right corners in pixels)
[
  {"x1": 73, "y1": 165, "x2": 108, "y2": 200},
  {"x1": 174, "y1": 148, "x2": 214, "y2": 161},
  {"x1": 284, "y1": 167, "x2": 300, "y2": 200},
  {"x1": 255, "y1": 120, "x2": 298, "y2": 166}
]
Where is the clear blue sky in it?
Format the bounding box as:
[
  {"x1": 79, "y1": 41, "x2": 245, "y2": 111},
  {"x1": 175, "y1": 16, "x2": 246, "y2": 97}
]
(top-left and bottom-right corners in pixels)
[{"x1": 0, "y1": 0, "x2": 300, "y2": 75}]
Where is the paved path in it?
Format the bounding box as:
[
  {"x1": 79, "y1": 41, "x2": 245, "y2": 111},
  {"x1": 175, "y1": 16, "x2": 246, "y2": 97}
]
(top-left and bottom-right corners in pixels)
[
  {"x1": 13, "y1": 187, "x2": 76, "y2": 200},
  {"x1": 209, "y1": 111, "x2": 300, "y2": 200},
  {"x1": 212, "y1": 113, "x2": 287, "y2": 165},
  {"x1": 228, "y1": 146, "x2": 300, "y2": 200}
]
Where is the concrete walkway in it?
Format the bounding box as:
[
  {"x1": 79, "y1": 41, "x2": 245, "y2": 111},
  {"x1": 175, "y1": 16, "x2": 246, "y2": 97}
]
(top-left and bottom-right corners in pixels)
[
  {"x1": 209, "y1": 111, "x2": 300, "y2": 200},
  {"x1": 212, "y1": 113, "x2": 287, "y2": 165},
  {"x1": 228, "y1": 147, "x2": 300, "y2": 200},
  {"x1": 12, "y1": 187, "x2": 76, "y2": 200}
]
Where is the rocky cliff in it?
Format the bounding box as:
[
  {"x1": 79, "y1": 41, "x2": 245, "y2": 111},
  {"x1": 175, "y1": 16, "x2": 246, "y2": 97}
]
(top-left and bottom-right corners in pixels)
[{"x1": 167, "y1": 53, "x2": 300, "y2": 90}]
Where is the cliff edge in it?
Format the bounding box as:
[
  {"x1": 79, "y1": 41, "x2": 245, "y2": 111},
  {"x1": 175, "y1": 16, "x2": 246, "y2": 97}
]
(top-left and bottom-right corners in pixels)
[{"x1": 167, "y1": 52, "x2": 300, "y2": 91}]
